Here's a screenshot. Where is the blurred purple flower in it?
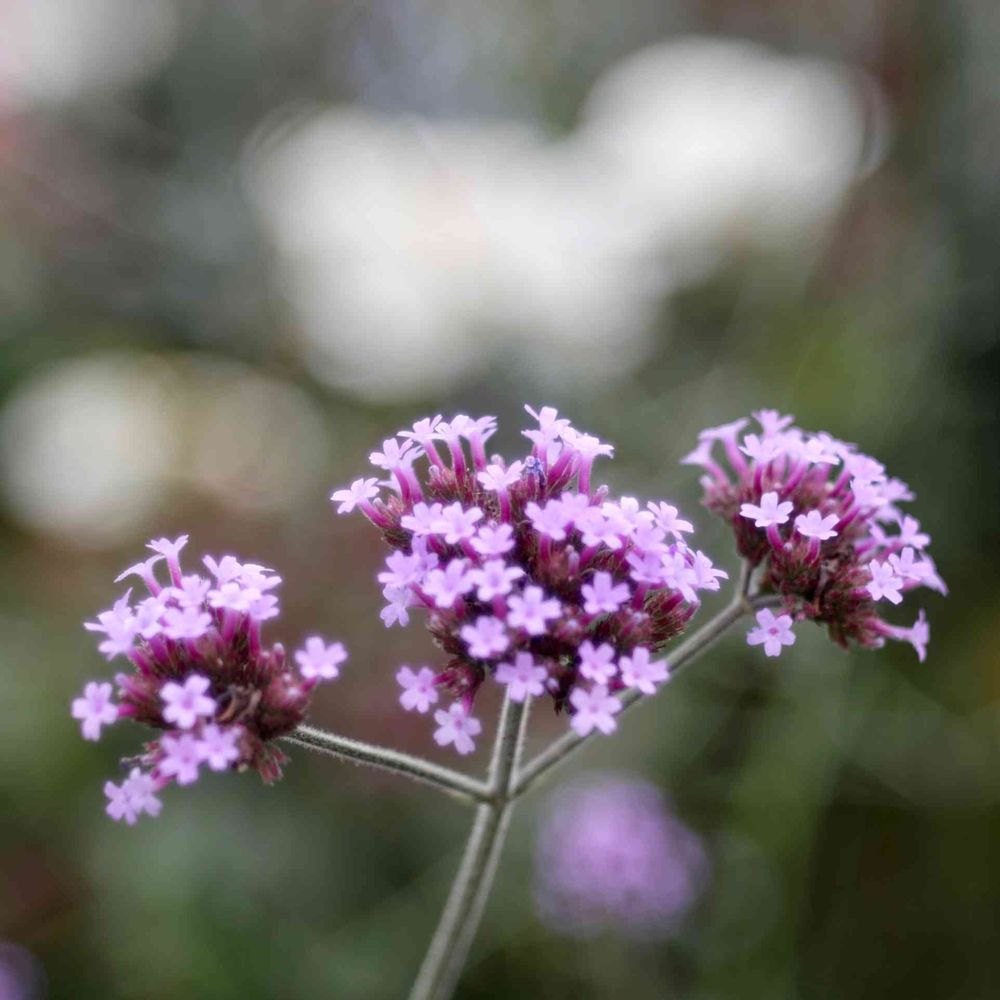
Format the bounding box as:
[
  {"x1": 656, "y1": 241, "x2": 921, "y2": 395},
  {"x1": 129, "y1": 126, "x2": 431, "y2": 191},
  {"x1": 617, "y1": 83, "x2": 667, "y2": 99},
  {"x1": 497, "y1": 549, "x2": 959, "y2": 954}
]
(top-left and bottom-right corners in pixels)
[{"x1": 534, "y1": 775, "x2": 709, "y2": 939}]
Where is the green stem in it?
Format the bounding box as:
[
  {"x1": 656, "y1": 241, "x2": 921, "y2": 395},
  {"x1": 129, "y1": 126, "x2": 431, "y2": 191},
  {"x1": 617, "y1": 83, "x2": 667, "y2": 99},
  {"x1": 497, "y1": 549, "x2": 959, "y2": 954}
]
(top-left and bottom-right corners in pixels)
[
  {"x1": 407, "y1": 694, "x2": 530, "y2": 1000},
  {"x1": 283, "y1": 725, "x2": 491, "y2": 805}
]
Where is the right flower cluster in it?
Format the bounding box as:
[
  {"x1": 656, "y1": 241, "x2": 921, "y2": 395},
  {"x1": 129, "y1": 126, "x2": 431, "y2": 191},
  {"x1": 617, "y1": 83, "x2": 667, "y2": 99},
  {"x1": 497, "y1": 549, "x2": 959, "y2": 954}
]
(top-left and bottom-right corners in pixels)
[{"x1": 684, "y1": 410, "x2": 946, "y2": 660}]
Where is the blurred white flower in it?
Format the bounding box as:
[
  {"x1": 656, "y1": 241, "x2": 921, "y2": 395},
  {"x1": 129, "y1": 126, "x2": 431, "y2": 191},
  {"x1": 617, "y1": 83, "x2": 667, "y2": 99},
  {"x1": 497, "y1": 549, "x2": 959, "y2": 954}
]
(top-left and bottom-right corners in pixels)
[
  {"x1": 580, "y1": 37, "x2": 888, "y2": 257},
  {"x1": 247, "y1": 38, "x2": 889, "y2": 402},
  {"x1": 0, "y1": 0, "x2": 177, "y2": 109},
  {"x1": 0, "y1": 353, "x2": 330, "y2": 548}
]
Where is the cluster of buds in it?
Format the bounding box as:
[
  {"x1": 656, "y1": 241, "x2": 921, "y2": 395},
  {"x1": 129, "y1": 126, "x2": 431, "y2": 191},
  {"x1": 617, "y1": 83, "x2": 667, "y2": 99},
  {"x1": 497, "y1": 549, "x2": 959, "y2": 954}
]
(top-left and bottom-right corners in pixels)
[
  {"x1": 332, "y1": 406, "x2": 725, "y2": 754},
  {"x1": 74, "y1": 536, "x2": 347, "y2": 824},
  {"x1": 684, "y1": 411, "x2": 946, "y2": 660}
]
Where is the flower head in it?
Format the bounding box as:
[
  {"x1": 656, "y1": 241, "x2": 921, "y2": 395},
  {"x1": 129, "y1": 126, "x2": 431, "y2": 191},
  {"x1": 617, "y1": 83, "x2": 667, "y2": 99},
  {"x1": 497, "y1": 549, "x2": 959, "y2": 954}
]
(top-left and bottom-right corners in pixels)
[
  {"x1": 687, "y1": 412, "x2": 945, "y2": 661},
  {"x1": 433, "y1": 704, "x2": 482, "y2": 755},
  {"x1": 336, "y1": 409, "x2": 704, "y2": 751},
  {"x1": 79, "y1": 538, "x2": 349, "y2": 823}
]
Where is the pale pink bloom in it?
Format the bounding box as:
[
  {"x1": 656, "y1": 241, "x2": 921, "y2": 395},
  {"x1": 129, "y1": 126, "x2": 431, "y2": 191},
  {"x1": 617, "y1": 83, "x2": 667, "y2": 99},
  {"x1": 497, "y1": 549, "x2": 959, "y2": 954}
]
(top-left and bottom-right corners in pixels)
[
  {"x1": 202, "y1": 554, "x2": 245, "y2": 585},
  {"x1": 888, "y1": 547, "x2": 930, "y2": 583},
  {"x1": 115, "y1": 555, "x2": 164, "y2": 594},
  {"x1": 581, "y1": 572, "x2": 630, "y2": 616},
  {"x1": 295, "y1": 637, "x2": 348, "y2": 681},
  {"x1": 576, "y1": 508, "x2": 624, "y2": 550},
  {"x1": 690, "y1": 551, "x2": 728, "y2": 591},
  {"x1": 433, "y1": 704, "x2": 482, "y2": 755},
  {"x1": 397, "y1": 666, "x2": 439, "y2": 713},
  {"x1": 699, "y1": 417, "x2": 749, "y2": 441},
  {"x1": 897, "y1": 609, "x2": 930, "y2": 662},
  {"x1": 577, "y1": 640, "x2": 617, "y2": 683},
  {"x1": 159, "y1": 733, "x2": 202, "y2": 785},
  {"x1": 569, "y1": 686, "x2": 621, "y2": 736},
  {"x1": 161, "y1": 674, "x2": 216, "y2": 730},
  {"x1": 477, "y1": 461, "x2": 524, "y2": 492},
  {"x1": 369, "y1": 437, "x2": 418, "y2": 471},
  {"x1": 84, "y1": 592, "x2": 138, "y2": 659},
  {"x1": 401, "y1": 502, "x2": 445, "y2": 536},
  {"x1": 331, "y1": 477, "x2": 380, "y2": 513},
  {"x1": 495, "y1": 652, "x2": 547, "y2": 702},
  {"x1": 794, "y1": 510, "x2": 840, "y2": 540},
  {"x1": 740, "y1": 433, "x2": 783, "y2": 464},
  {"x1": 619, "y1": 647, "x2": 668, "y2": 694},
  {"x1": 380, "y1": 584, "x2": 413, "y2": 628},
  {"x1": 844, "y1": 453, "x2": 886, "y2": 485},
  {"x1": 207, "y1": 581, "x2": 257, "y2": 613},
  {"x1": 561, "y1": 427, "x2": 614, "y2": 461},
  {"x1": 646, "y1": 502, "x2": 694, "y2": 539},
  {"x1": 866, "y1": 560, "x2": 904, "y2": 604},
  {"x1": 105, "y1": 768, "x2": 162, "y2": 825},
  {"x1": 506, "y1": 587, "x2": 562, "y2": 636},
  {"x1": 752, "y1": 409, "x2": 794, "y2": 437},
  {"x1": 377, "y1": 551, "x2": 424, "y2": 590},
  {"x1": 740, "y1": 491, "x2": 793, "y2": 528},
  {"x1": 197, "y1": 724, "x2": 242, "y2": 771},
  {"x1": 896, "y1": 515, "x2": 930, "y2": 550},
  {"x1": 423, "y1": 559, "x2": 474, "y2": 608},
  {"x1": 525, "y1": 500, "x2": 569, "y2": 541},
  {"x1": 471, "y1": 523, "x2": 516, "y2": 556},
  {"x1": 523, "y1": 404, "x2": 572, "y2": 449},
  {"x1": 72, "y1": 681, "x2": 118, "y2": 741},
  {"x1": 437, "y1": 503, "x2": 484, "y2": 544},
  {"x1": 147, "y1": 535, "x2": 189, "y2": 586},
  {"x1": 850, "y1": 479, "x2": 888, "y2": 510},
  {"x1": 468, "y1": 560, "x2": 524, "y2": 601},
  {"x1": 746, "y1": 608, "x2": 796, "y2": 657},
  {"x1": 167, "y1": 574, "x2": 212, "y2": 608},
  {"x1": 460, "y1": 616, "x2": 510, "y2": 659},
  {"x1": 161, "y1": 605, "x2": 213, "y2": 641}
]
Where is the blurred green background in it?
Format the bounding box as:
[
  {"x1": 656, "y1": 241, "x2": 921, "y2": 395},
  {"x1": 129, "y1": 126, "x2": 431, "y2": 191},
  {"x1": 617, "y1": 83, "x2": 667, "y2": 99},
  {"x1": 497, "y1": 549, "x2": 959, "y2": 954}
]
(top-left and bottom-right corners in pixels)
[{"x1": 1, "y1": 1, "x2": 998, "y2": 998}]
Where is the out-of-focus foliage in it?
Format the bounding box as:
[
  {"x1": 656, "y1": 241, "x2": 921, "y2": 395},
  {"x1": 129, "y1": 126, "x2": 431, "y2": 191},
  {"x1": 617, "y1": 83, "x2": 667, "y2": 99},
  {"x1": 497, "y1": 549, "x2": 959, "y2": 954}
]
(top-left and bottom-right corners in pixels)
[{"x1": 0, "y1": 1, "x2": 997, "y2": 998}]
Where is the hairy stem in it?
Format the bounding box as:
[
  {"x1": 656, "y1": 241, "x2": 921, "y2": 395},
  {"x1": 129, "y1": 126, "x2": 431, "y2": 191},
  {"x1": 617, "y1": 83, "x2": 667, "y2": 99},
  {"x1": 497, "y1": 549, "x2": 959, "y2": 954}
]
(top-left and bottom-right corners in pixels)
[
  {"x1": 283, "y1": 725, "x2": 491, "y2": 805},
  {"x1": 512, "y1": 573, "x2": 768, "y2": 798},
  {"x1": 408, "y1": 694, "x2": 530, "y2": 1000}
]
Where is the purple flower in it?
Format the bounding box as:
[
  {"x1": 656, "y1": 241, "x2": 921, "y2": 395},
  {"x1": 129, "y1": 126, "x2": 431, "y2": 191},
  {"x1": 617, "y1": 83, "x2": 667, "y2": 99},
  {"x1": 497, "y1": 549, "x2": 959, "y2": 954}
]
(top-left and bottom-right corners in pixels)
[
  {"x1": 740, "y1": 491, "x2": 794, "y2": 528},
  {"x1": 159, "y1": 733, "x2": 202, "y2": 785},
  {"x1": 161, "y1": 605, "x2": 213, "y2": 641},
  {"x1": 331, "y1": 477, "x2": 381, "y2": 514},
  {"x1": 71, "y1": 681, "x2": 118, "y2": 741},
  {"x1": 865, "y1": 559, "x2": 904, "y2": 605},
  {"x1": 197, "y1": 724, "x2": 242, "y2": 771},
  {"x1": 369, "y1": 437, "x2": 417, "y2": 471},
  {"x1": 460, "y1": 616, "x2": 509, "y2": 659},
  {"x1": 534, "y1": 775, "x2": 709, "y2": 939},
  {"x1": 294, "y1": 637, "x2": 348, "y2": 681},
  {"x1": 147, "y1": 535, "x2": 189, "y2": 587},
  {"x1": 688, "y1": 411, "x2": 945, "y2": 662},
  {"x1": 468, "y1": 560, "x2": 524, "y2": 601},
  {"x1": 495, "y1": 653, "x2": 547, "y2": 702},
  {"x1": 161, "y1": 674, "x2": 216, "y2": 730},
  {"x1": 105, "y1": 768, "x2": 162, "y2": 825},
  {"x1": 618, "y1": 647, "x2": 668, "y2": 694},
  {"x1": 569, "y1": 686, "x2": 621, "y2": 736},
  {"x1": 578, "y1": 640, "x2": 617, "y2": 683},
  {"x1": 746, "y1": 608, "x2": 796, "y2": 657},
  {"x1": 794, "y1": 510, "x2": 839, "y2": 540},
  {"x1": 337, "y1": 408, "x2": 705, "y2": 749},
  {"x1": 470, "y1": 523, "x2": 515, "y2": 556},
  {"x1": 397, "y1": 666, "x2": 439, "y2": 713},
  {"x1": 506, "y1": 587, "x2": 562, "y2": 636},
  {"x1": 433, "y1": 704, "x2": 482, "y2": 755},
  {"x1": 424, "y1": 559, "x2": 474, "y2": 608},
  {"x1": 580, "y1": 572, "x2": 631, "y2": 616},
  {"x1": 83, "y1": 592, "x2": 138, "y2": 660}
]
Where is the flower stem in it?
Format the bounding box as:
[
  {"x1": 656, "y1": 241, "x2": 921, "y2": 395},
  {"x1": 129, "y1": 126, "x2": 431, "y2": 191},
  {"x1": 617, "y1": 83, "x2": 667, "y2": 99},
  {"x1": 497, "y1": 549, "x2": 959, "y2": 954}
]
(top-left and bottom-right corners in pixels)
[
  {"x1": 283, "y1": 725, "x2": 491, "y2": 805},
  {"x1": 512, "y1": 572, "x2": 765, "y2": 799},
  {"x1": 407, "y1": 694, "x2": 530, "y2": 1000}
]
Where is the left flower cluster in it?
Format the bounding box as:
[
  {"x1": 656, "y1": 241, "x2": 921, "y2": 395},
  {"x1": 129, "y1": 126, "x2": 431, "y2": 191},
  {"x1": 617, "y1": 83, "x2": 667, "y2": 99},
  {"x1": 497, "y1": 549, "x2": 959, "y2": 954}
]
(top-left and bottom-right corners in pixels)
[{"x1": 74, "y1": 536, "x2": 347, "y2": 824}]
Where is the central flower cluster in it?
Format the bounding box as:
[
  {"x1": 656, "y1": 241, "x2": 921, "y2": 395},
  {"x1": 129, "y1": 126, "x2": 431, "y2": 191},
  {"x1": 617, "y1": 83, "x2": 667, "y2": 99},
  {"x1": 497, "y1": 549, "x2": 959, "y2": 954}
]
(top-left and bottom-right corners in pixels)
[{"x1": 333, "y1": 406, "x2": 724, "y2": 753}]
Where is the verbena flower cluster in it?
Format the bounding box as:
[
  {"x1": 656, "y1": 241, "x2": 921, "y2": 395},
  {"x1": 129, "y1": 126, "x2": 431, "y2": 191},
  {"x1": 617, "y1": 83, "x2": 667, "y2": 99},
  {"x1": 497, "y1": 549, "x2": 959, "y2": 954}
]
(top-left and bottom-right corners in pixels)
[
  {"x1": 75, "y1": 536, "x2": 347, "y2": 824},
  {"x1": 534, "y1": 774, "x2": 709, "y2": 939},
  {"x1": 684, "y1": 410, "x2": 946, "y2": 660},
  {"x1": 332, "y1": 407, "x2": 725, "y2": 753}
]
